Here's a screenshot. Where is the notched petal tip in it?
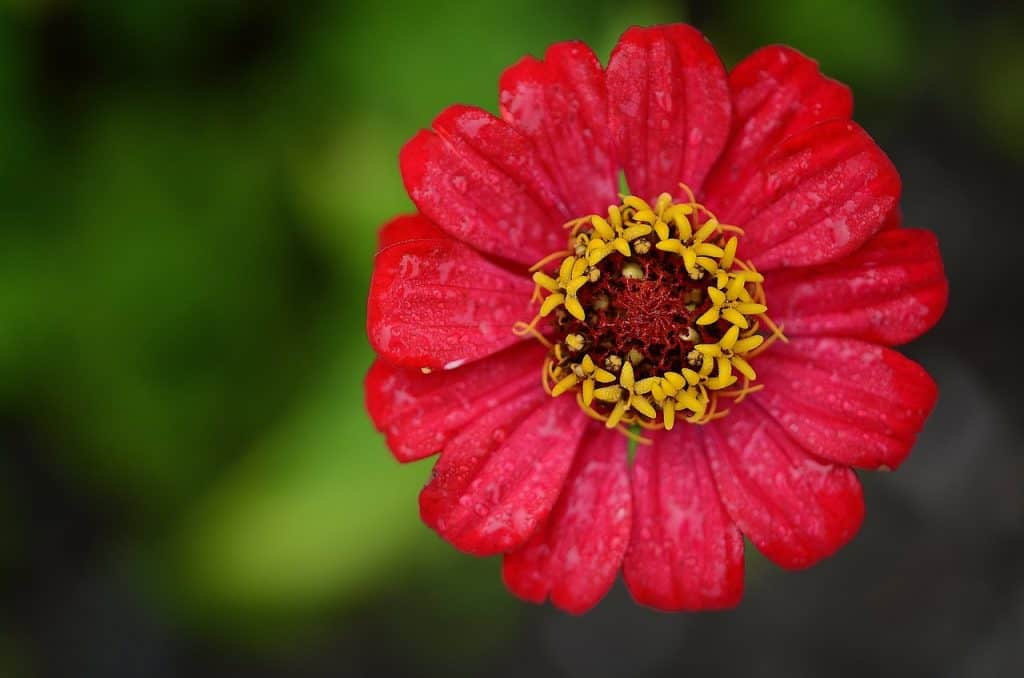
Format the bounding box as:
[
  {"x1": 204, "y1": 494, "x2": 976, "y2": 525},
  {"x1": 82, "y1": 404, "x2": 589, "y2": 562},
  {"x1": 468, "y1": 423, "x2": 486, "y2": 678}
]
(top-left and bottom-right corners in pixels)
[
  {"x1": 704, "y1": 406, "x2": 865, "y2": 571},
  {"x1": 399, "y1": 105, "x2": 568, "y2": 266},
  {"x1": 623, "y1": 429, "x2": 746, "y2": 611},
  {"x1": 766, "y1": 227, "x2": 948, "y2": 346},
  {"x1": 607, "y1": 23, "x2": 731, "y2": 200},
  {"x1": 499, "y1": 39, "x2": 618, "y2": 217},
  {"x1": 704, "y1": 43, "x2": 854, "y2": 214},
  {"x1": 420, "y1": 396, "x2": 589, "y2": 557},
  {"x1": 754, "y1": 337, "x2": 939, "y2": 471},
  {"x1": 727, "y1": 118, "x2": 901, "y2": 270},
  {"x1": 502, "y1": 425, "x2": 631, "y2": 614}
]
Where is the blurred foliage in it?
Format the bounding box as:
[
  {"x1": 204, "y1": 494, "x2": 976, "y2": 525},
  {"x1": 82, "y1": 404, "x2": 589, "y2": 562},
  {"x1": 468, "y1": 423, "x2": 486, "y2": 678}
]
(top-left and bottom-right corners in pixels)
[
  {"x1": 708, "y1": 0, "x2": 917, "y2": 89},
  {"x1": 0, "y1": 0, "x2": 1021, "y2": 666}
]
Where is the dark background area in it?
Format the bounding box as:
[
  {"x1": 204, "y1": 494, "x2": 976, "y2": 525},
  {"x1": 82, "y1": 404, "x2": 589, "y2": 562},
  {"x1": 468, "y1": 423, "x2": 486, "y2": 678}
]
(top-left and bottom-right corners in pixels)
[{"x1": 1, "y1": 1, "x2": 1022, "y2": 676}]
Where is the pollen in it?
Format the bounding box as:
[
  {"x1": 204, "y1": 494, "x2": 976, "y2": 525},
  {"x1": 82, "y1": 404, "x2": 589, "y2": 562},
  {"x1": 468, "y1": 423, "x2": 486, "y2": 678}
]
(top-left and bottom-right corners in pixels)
[{"x1": 517, "y1": 184, "x2": 786, "y2": 439}]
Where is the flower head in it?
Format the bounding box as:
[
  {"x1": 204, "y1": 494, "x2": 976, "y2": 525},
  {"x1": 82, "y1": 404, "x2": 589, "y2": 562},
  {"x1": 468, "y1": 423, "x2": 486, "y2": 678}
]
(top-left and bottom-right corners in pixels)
[{"x1": 366, "y1": 24, "x2": 948, "y2": 613}]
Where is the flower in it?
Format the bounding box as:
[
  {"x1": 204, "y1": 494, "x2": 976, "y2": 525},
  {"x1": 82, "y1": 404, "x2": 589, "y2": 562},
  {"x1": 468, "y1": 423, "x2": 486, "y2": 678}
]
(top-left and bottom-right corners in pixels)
[{"x1": 365, "y1": 24, "x2": 948, "y2": 613}]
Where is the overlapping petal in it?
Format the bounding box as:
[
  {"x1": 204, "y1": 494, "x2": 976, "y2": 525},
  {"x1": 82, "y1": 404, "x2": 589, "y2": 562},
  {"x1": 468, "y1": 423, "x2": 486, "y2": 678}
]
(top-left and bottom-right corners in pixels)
[
  {"x1": 766, "y1": 228, "x2": 948, "y2": 345},
  {"x1": 400, "y1": 105, "x2": 569, "y2": 266},
  {"x1": 623, "y1": 429, "x2": 744, "y2": 611},
  {"x1": 500, "y1": 41, "x2": 618, "y2": 217},
  {"x1": 367, "y1": 228, "x2": 534, "y2": 369},
  {"x1": 502, "y1": 426, "x2": 630, "y2": 614},
  {"x1": 714, "y1": 119, "x2": 900, "y2": 271},
  {"x1": 704, "y1": 406, "x2": 865, "y2": 570},
  {"x1": 704, "y1": 45, "x2": 852, "y2": 204},
  {"x1": 606, "y1": 24, "x2": 731, "y2": 200},
  {"x1": 753, "y1": 337, "x2": 938, "y2": 470},
  {"x1": 366, "y1": 341, "x2": 547, "y2": 463},
  {"x1": 377, "y1": 212, "x2": 445, "y2": 249},
  {"x1": 420, "y1": 394, "x2": 588, "y2": 556}
]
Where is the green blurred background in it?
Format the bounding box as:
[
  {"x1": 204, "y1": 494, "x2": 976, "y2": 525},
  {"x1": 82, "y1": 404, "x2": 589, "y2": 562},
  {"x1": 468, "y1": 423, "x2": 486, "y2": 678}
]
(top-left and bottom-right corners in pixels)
[{"x1": 1, "y1": 1, "x2": 1022, "y2": 676}]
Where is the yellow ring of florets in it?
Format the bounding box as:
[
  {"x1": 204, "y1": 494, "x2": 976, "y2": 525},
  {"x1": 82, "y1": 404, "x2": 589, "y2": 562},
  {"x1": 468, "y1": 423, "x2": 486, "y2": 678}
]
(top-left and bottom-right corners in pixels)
[{"x1": 514, "y1": 184, "x2": 787, "y2": 441}]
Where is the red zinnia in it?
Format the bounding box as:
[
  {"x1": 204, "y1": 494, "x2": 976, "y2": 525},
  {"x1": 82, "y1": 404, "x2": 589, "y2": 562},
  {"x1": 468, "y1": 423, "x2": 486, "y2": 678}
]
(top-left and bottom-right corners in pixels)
[{"x1": 365, "y1": 24, "x2": 948, "y2": 613}]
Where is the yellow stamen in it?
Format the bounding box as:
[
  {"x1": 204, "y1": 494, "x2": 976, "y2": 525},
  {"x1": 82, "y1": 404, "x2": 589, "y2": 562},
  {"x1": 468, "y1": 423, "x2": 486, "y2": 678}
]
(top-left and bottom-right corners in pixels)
[{"x1": 519, "y1": 184, "x2": 780, "y2": 436}]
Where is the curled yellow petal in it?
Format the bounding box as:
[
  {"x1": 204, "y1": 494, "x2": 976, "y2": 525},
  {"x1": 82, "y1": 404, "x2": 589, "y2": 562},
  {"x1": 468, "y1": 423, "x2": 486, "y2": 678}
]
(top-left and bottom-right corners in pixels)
[
  {"x1": 695, "y1": 243, "x2": 725, "y2": 258},
  {"x1": 695, "y1": 218, "x2": 718, "y2": 242},
  {"x1": 664, "y1": 371, "x2": 687, "y2": 390},
  {"x1": 622, "y1": 224, "x2": 652, "y2": 241},
  {"x1": 540, "y1": 293, "x2": 565, "y2": 316},
  {"x1": 717, "y1": 357, "x2": 733, "y2": 384},
  {"x1": 732, "y1": 356, "x2": 756, "y2": 381},
  {"x1": 608, "y1": 204, "x2": 623, "y2": 229},
  {"x1": 532, "y1": 271, "x2": 560, "y2": 292},
  {"x1": 591, "y1": 215, "x2": 615, "y2": 240},
  {"x1": 581, "y1": 354, "x2": 595, "y2": 372},
  {"x1": 682, "y1": 247, "x2": 698, "y2": 273},
  {"x1": 631, "y1": 394, "x2": 657, "y2": 419},
  {"x1": 676, "y1": 389, "x2": 703, "y2": 413},
  {"x1": 655, "y1": 238, "x2": 683, "y2": 254},
  {"x1": 582, "y1": 378, "x2": 595, "y2": 406},
  {"x1": 735, "y1": 303, "x2": 767, "y2": 315},
  {"x1": 632, "y1": 209, "x2": 657, "y2": 224},
  {"x1": 722, "y1": 307, "x2": 750, "y2": 328},
  {"x1": 721, "y1": 236, "x2": 738, "y2": 269},
  {"x1": 605, "y1": 400, "x2": 628, "y2": 428},
  {"x1": 619, "y1": 361, "x2": 635, "y2": 389},
  {"x1": 694, "y1": 343, "x2": 721, "y2": 357},
  {"x1": 674, "y1": 213, "x2": 693, "y2": 241},
  {"x1": 551, "y1": 373, "x2": 578, "y2": 397},
  {"x1": 622, "y1": 195, "x2": 650, "y2": 212},
  {"x1": 593, "y1": 385, "x2": 623, "y2": 403},
  {"x1": 565, "y1": 275, "x2": 589, "y2": 296},
  {"x1": 565, "y1": 296, "x2": 586, "y2": 321},
  {"x1": 558, "y1": 256, "x2": 576, "y2": 282},
  {"x1": 721, "y1": 325, "x2": 740, "y2": 351},
  {"x1": 696, "y1": 256, "x2": 719, "y2": 273},
  {"x1": 634, "y1": 377, "x2": 660, "y2": 395},
  {"x1": 732, "y1": 335, "x2": 765, "y2": 354},
  {"x1": 696, "y1": 306, "x2": 720, "y2": 326}
]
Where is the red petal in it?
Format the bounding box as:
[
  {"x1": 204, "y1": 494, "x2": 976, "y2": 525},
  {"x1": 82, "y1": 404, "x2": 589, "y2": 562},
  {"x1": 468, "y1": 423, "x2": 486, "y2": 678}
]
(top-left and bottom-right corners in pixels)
[
  {"x1": 718, "y1": 119, "x2": 900, "y2": 271},
  {"x1": 606, "y1": 24, "x2": 731, "y2": 200},
  {"x1": 623, "y1": 429, "x2": 744, "y2": 611},
  {"x1": 880, "y1": 205, "x2": 902, "y2": 231},
  {"x1": 704, "y1": 406, "x2": 865, "y2": 570},
  {"x1": 400, "y1": 105, "x2": 568, "y2": 266},
  {"x1": 753, "y1": 337, "x2": 938, "y2": 470},
  {"x1": 703, "y1": 45, "x2": 852, "y2": 206},
  {"x1": 377, "y1": 213, "x2": 444, "y2": 249},
  {"x1": 420, "y1": 394, "x2": 588, "y2": 556},
  {"x1": 500, "y1": 41, "x2": 618, "y2": 217},
  {"x1": 367, "y1": 231, "x2": 534, "y2": 369},
  {"x1": 502, "y1": 425, "x2": 630, "y2": 614},
  {"x1": 366, "y1": 341, "x2": 547, "y2": 463},
  {"x1": 766, "y1": 228, "x2": 948, "y2": 345}
]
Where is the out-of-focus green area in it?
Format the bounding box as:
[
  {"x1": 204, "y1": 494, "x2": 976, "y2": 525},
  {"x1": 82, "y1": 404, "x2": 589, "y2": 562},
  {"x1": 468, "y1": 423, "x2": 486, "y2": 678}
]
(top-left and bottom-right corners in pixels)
[{"x1": 0, "y1": 0, "x2": 1021, "y2": 673}]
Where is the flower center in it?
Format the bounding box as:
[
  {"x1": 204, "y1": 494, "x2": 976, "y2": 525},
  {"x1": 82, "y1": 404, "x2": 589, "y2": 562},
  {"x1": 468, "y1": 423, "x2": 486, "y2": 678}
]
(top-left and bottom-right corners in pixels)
[{"x1": 515, "y1": 185, "x2": 785, "y2": 438}]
